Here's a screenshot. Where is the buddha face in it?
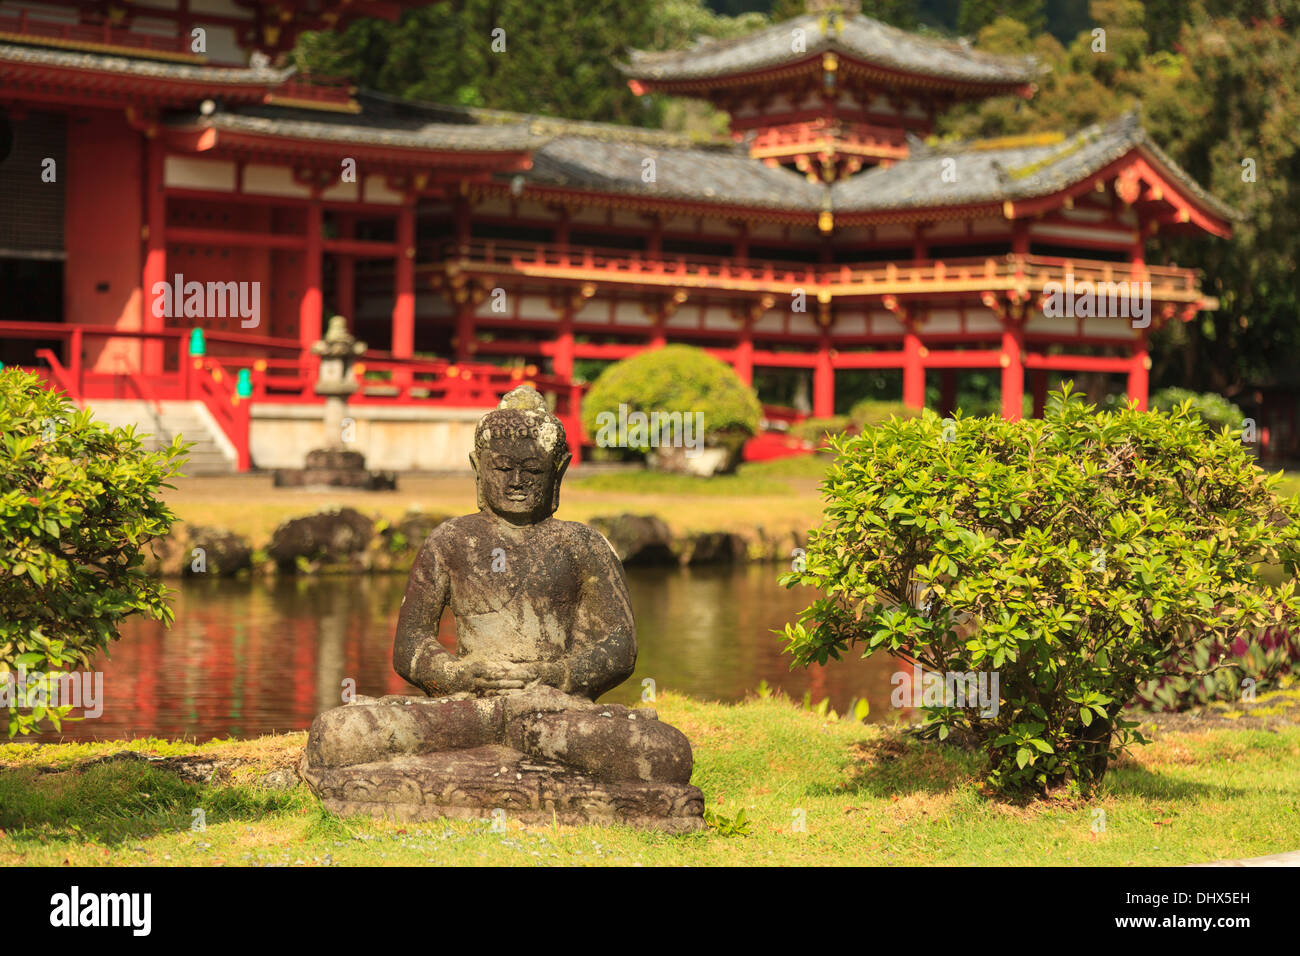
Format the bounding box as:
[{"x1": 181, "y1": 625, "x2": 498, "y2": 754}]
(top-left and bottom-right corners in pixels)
[{"x1": 474, "y1": 435, "x2": 564, "y2": 525}]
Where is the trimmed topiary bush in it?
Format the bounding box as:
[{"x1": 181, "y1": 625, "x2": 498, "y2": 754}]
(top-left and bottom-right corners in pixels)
[
  {"x1": 1150, "y1": 387, "x2": 1244, "y2": 433},
  {"x1": 848, "y1": 398, "x2": 920, "y2": 429},
  {"x1": 780, "y1": 386, "x2": 1300, "y2": 793},
  {"x1": 0, "y1": 370, "x2": 184, "y2": 735},
  {"x1": 580, "y1": 345, "x2": 761, "y2": 474},
  {"x1": 790, "y1": 415, "x2": 852, "y2": 446}
]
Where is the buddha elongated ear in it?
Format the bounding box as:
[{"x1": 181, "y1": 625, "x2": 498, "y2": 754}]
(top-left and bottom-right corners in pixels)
[
  {"x1": 469, "y1": 449, "x2": 486, "y2": 511},
  {"x1": 551, "y1": 450, "x2": 572, "y2": 512}
]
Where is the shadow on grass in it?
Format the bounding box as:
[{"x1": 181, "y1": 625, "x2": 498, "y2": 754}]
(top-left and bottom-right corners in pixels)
[
  {"x1": 811, "y1": 735, "x2": 1274, "y2": 806},
  {"x1": 1098, "y1": 760, "x2": 1271, "y2": 803},
  {"x1": 0, "y1": 761, "x2": 304, "y2": 845},
  {"x1": 803, "y1": 735, "x2": 984, "y2": 799}
]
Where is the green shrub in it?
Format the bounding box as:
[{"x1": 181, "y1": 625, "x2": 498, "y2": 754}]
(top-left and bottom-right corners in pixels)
[
  {"x1": 1150, "y1": 387, "x2": 1243, "y2": 433},
  {"x1": 779, "y1": 386, "x2": 1300, "y2": 793},
  {"x1": 580, "y1": 345, "x2": 761, "y2": 469},
  {"x1": 790, "y1": 416, "x2": 851, "y2": 445},
  {"x1": 0, "y1": 370, "x2": 185, "y2": 735},
  {"x1": 848, "y1": 399, "x2": 919, "y2": 429}
]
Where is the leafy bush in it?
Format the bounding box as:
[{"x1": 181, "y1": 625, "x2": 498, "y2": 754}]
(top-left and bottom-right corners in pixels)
[
  {"x1": 580, "y1": 345, "x2": 761, "y2": 470},
  {"x1": 0, "y1": 370, "x2": 184, "y2": 735},
  {"x1": 1150, "y1": 387, "x2": 1243, "y2": 433},
  {"x1": 1134, "y1": 625, "x2": 1300, "y2": 711},
  {"x1": 790, "y1": 416, "x2": 851, "y2": 445},
  {"x1": 780, "y1": 387, "x2": 1300, "y2": 793},
  {"x1": 848, "y1": 399, "x2": 919, "y2": 429}
]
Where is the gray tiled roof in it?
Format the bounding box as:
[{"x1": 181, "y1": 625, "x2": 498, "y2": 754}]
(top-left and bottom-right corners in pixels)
[
  {"x1": 509, "y1": 113, "x2": 1236, "y2": 221},
  {"x1": 0, "y1": 40, "x2": 292, "y2": 84},
  {"x1": 623, "y1": 12, "x2": 1040, "y2": 86},
  {"x1": 522, "y1": 136, "x2": 826, "y2": 210},
  {"x1": 830, "y1": 112, "x2": 1239, "y2": 220},
  {"x1": 349, "y1": 90, "x2": 707, "y2": 148},
  {"x1": 170, "y1": 90, "x2": 707, "y2": 154},
  {"x1": 166, "y1": 103, "x2": 544, "y2": 153},
  {"x1": 160, "y1": 96, "x2": 1232, "y2": 221}
]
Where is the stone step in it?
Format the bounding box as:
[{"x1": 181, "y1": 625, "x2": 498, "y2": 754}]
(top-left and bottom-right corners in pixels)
[{"x1": 81, "y1": 399, "x2": 237, "y2": 474}]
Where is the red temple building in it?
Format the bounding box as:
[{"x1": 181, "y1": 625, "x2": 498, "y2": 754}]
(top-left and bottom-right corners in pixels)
[{"x1": 0, "y1": 0, "x2": 1238, "y2": 472}]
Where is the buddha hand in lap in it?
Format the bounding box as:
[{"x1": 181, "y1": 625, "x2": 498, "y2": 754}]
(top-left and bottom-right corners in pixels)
[{"x1": 301, "y1": 386, "x2": 702, "y2": 829}]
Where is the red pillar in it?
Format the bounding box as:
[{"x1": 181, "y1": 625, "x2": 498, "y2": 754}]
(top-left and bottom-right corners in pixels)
[
  {"x1": 735, "y1": 329, "x2": 753, "y2": 387},
  {"x1": 335, "y1": 214, "x2": 355, "y2": 321},
  {"x1": 1012, "y1": 219, "x2": 1029, "y2": 259},
  {"x1": 939, "y1": 369, "x2": 957, "y2": 416},
  {"x1": 649, "y1": 315, "x2": 667, "y2": 350},
  {"x1": 1129, "y1": 336, "x2": 1150, "y2": 411},
  {"x1": 454, "y1": 193, "x2": 471, "y2": 252},
  {"x1": 453, "y1": 193, "x2": 475, "y2": 363},
  {"x1": 142, "y1": 133, "x2": 166, "y2": 375},
  {"x1": 1031, "y1": 369, "x2": 1049, "y2": 417},
  {"x1": 300, "y1": 194, "x2": 323, "y2": 350},
  {"x1": 455, "y1": 304, "x2": 475, "y2": 362},
  {"x1": 813, "y1": 334, "x2": 834, "y2": 418},
  {"x1": 734, "y1": 222, "x2": 749, "y2": 265},
  {"x1": 902, "y1": 324, "x2": 925, "y2": 410},
  {"x1": 1131, "y1": 213, "x2": 1147, "y2": 275},
  {"x1": 554, "y1": 307, "x2": 575, "y2": 382},
  {"x1": 1001, "y1": 323, "x2": 1025, "y2": 421},
  {"x1": 392, "y1": 200, "x2": 415, "y2": 385}
]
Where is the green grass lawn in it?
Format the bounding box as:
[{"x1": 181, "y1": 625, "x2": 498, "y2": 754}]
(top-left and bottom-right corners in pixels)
[
  {"x1": 1275, "y1": 470, "x2": 1300, "y2": 501},
  {"x1": 3, "y1": 688, "x2": 1297, "y2": 866},
  {"x1": 161, "y1": 455, "x2": 837, "y2": 547}
]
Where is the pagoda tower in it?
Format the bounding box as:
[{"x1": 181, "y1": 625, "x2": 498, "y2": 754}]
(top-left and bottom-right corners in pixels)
[{"x1": 622, "y1": 0, "x2": 1040, "y2": 181}]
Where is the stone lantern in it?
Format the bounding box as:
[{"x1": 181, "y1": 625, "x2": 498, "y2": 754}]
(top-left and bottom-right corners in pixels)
[{"x1": 272, "y1": 315, "x2": 396, "y2": 490}]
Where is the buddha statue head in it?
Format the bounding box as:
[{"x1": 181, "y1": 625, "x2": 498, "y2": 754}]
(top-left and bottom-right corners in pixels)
[{"x1": 470, "y1": 385, "x2": 571, "y2": 525}]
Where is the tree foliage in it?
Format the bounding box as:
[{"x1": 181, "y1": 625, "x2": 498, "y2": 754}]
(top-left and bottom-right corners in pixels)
[
  {"x1": 0, "y1": 371, "x2": 183, "y2": 735},
  {"x1": 781, "y1": 387, "x2": 1300, "y2": 792},
  {"x1": 295, "y1": 0, "x2": 658, "y2": 123},
  {"x1": 939, "y1": 0, "x2": 1300, "y2": 395}
]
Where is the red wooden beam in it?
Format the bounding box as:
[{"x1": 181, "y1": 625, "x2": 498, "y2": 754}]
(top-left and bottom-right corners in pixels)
[{"x1": 1023, "y1": 354, "x2": 1134, "y2": 373}]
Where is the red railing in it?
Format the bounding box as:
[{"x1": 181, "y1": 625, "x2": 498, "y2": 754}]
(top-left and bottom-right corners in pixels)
[
  {"x1": 439, "y1": 242, "x2": 1209, "y2": 302},
  {"x1": 0, "y1": 10, "x2": 192, "y2": 56},
  {"x1": 3, "y1": 321, "x2": 584, "y2": 472},
  {"x1": 440, "y1": 239, "x2": 820, "y2": 292},
  {"x1": 245, "y1": 351, "x2": 586, "y2": 457},
  {"x1": 750, "y1": 120, "x2": 909, "y2": 155},
  {"x1": 191, "y1": 357, "x2": 251, "y2": 470}
]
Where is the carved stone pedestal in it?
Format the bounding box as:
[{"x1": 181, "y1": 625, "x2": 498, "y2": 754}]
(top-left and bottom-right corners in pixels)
[
  {"x1": 300, "y1": 689, "x2": 706, "y2": 833},
  {"x1": 273, "y1": 448, "x2": 396, "y2": 490},
  {"x1": 300, "y1": 744, "x2": 705, "y2": 834}
]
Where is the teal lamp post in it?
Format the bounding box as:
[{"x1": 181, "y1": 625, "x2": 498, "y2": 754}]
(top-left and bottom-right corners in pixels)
[
  {"x1": 236, "y1": 368, "x2": 253, "y2": 398},
  {"x1": 188, "y1": 327, "x2": 206, "y2": 357}
]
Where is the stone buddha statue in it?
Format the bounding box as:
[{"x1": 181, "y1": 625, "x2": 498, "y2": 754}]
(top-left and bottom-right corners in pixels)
[{"x1": 300, "y1": 385, "x2": 704, "y2": 833}]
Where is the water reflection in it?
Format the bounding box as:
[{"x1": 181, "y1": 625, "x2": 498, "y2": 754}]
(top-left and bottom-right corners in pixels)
[{"x1": 23, "y1": 565, "x2": 901, "y2": 743}]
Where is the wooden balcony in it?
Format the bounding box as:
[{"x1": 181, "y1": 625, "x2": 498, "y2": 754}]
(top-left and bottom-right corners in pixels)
[
  {"x1": 0, "y1": 10, "x2": 201, "y2": 62},
  {"x1": 435, "y1": 241, "x2": 1215, "y2": 307},
  {"x1": 749, "y1": 120, "x2": 910, "y2": 163}
]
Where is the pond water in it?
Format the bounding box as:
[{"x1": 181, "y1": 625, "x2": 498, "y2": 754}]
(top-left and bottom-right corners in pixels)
[{"x1": 23, "y1": 564, "x2": 905, "y2": 743}]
